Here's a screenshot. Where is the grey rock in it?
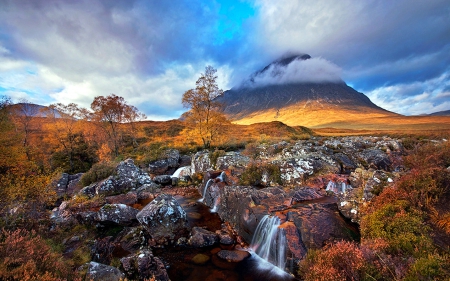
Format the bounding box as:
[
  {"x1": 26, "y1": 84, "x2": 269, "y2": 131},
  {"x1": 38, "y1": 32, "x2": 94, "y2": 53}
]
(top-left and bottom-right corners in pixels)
[
  {"x1": 96, "y1": 204, "x2": 139, "y2": 226},
  {"x1": 136, "y1": 194, "x2": 187, "y2": 241},
  {"x1": 85, "y1": 261, "x2": 124, "y2": 281}
]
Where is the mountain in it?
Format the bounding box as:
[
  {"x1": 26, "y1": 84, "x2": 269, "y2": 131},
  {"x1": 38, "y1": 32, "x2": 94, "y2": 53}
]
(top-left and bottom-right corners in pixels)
[
  {"x1": 428, "y1": 110, "x2": 450, "y2": 116},
  {"x1": 218, "y1": 54, "x2": 398, "y2": 127},
  {"x1": 8, "y1": 103, "x2": 62, "y2": 118}
]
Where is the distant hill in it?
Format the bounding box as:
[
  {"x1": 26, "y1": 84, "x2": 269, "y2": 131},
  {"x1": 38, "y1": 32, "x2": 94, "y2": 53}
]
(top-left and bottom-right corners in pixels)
[
  {"x1": 8, "y1": 103, "x2": 62, "y2": 118},
  {"x1": 428, "y1": 110, "x2": 450, "y2": 116},
  {"x1": 217, "y1": 54, "x2": 398, "y2": 128}
]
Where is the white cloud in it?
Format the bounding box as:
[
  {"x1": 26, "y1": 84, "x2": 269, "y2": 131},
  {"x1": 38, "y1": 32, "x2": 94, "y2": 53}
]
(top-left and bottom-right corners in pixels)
[
  {"x1": 366, "y1": 72, "x2": 450, "y2": 115},
  {"x1": 247, "y1": 57, "x2": 342, "y2": 87}
]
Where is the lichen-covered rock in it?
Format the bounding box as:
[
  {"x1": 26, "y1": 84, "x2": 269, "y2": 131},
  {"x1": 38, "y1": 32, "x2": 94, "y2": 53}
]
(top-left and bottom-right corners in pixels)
[
  {"x1": 84, "y1": 261, "x2": 124, "y2": 281},
  {"x1": 153, "y1": 175, "x2": 172, "y2": 185},
  {"x1": 188, "y1": 227, "x2": 219, "y2": 247},
  {"x1": 136, "y1": 194, "x2": 187, "y2": 241},
  {"x1": 95, "y1": 159, "x2": 153, "y2": 196},
  {"x1": 148, "y1": 149, "x2": 181, "y2": 175},
  {"x1": 121, "y1": 249, "x2": 170, "y2": 281},
  {"x1": 215, "y1": 151, "x2": 250, "y2": 172},
  {"x1": 96, "y1": 204, "x2": 139, "y2": 226},
  {"x1": 54, "y1": 173, "x2": 83, "y2": 198},
  {"x1": 191, "y1": 151, "x2": 212, "y2": 174}
]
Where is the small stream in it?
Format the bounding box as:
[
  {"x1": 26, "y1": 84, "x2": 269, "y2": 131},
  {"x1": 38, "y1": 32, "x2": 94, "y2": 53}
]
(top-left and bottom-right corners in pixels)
[{"x1": 151, "y1": 192, "x2": 297, "y2": 281}]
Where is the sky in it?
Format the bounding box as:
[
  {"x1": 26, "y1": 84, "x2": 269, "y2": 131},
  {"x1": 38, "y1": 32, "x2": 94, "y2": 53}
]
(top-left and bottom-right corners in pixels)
[{"x1": 0, "y1": 0, "x2": 449, "y2": 119}]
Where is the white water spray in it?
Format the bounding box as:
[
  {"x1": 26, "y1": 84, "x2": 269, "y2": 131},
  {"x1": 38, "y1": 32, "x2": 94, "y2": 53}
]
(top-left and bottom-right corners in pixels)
[
  {"x1": 250, "y1": 215, "x2": 287, "y2": 270},
  {"x1": 199, "y1": 179, "x2": 213, "y2": 203}
]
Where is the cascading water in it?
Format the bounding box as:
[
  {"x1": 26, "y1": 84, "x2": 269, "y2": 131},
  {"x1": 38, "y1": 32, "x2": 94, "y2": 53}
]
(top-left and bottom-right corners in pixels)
[
  {"x1": 199, "y1": 179, "x2": 214, "y2": 203},
  {"x1": 171, "y1": 166, "x2": 190, "y2": 178},
  {"x1": 250, "y1": 215, "x2": 287, "y2": 270}
]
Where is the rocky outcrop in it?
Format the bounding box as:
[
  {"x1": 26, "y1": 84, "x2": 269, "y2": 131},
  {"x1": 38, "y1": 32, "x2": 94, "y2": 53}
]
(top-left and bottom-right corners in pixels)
[
  {"x1": 84, "y1": 261, "x2": 124, "y2": 281},
  {"x1": 121, "y1": 249, "x2": 170, "y2": 281},
  {"x1": 95, "y1": 159, "x2": 153, "y2": 196},
  {"x1": 136, "y1": 194, "x2": 187, "y2": 243},
  {"x1": 54, "y1": 173, "x2": 83, "y2": 198},
  {"x1": 148, "y1": 149, "x2": 191, "y2": 176},
  {"x1": 191, "y1": 151, "x2": 250, "y2": 175}
]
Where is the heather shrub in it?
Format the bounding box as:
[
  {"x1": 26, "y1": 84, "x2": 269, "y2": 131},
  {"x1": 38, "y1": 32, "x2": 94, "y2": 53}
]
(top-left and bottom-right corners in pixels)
[
  {"x1": 361, "y1": 200, "x2": 433, "y2": 256},
  {"x1": 80, "y1": 161, "x2": 116, "y2": 187},
  {"x1": 0, "y1": 228, "x2": 78, "y2": 280},
  {"x1": 240, "y1": 162, "x2": 282, "y2": 186},
  {"x1": 299, "y1": 241, "x2": 366, "y2": 281},
  {"x1": 404, "y1": 254, "x2": 450, "y2": 281}
]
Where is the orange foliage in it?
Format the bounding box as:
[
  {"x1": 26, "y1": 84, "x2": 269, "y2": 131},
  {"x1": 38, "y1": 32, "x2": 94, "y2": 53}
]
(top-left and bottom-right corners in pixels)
[{"x1": 0, "y1": 228, "x2": 79, "y2": 281}]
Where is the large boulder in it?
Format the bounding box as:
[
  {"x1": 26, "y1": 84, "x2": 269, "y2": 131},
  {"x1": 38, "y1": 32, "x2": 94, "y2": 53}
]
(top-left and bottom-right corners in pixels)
[
  {"x1": 136, "y1": 194, "x2": 187, "y2": 242},
  {"x1": 121, "y1": 249, "x2": 170, "y2": 281},
  {"x1": 96, "y1": 204, "x2": 139, "y2": 226},
  {"x1": 84, "y1": 262, "x2": 124, "y2": 281},
  {"x1": 96, "y1": 159, "x2": 153, "y2": 196},
  {"x1": 148, "y1": 149, "x2": 182, "y2": 175}
]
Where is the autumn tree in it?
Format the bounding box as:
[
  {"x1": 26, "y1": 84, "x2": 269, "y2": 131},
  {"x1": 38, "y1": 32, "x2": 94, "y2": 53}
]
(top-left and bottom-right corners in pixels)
[
  {"x1": 182, "y1": 66, "x2": 227, "y2": 149},
  {"x1": 90, "y1": 94, "x2": 144, "y2": 157},
  {"x1": 44, "y1": 103, "x2": 96, "y2": 173},
  {"x1": 10, "y1": 99, "x2": 40, "y2": 160}
]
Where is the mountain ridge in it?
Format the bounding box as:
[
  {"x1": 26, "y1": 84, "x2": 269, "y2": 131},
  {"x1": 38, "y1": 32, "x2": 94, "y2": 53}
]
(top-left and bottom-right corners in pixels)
[{"x1": 217, "y1": 54, "x2": 399, "y2": 127}]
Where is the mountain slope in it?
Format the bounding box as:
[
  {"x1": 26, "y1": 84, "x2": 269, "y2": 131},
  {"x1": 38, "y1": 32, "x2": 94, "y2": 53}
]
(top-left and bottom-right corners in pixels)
[{"x1": 218, "y1": 55, "x2": 398, "y2": 127}]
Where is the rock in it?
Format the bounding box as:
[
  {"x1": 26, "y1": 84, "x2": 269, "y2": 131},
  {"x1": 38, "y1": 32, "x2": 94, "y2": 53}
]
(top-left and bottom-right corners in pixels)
[
  {"x1": 121, "y1": 249, "x2": 170, "y2": 281},
  {"x1": 292, "y1": 187, "x2": 324, "y2": 202},
  {"x1": 333, "y1": 153, "x2": 357, "y2": 174},
  {"x1": 92, "y1": 236, "x2": 114, "y2": 264},
  {"x1": 96, "y1": 159, "x2": 153, "y2": 196},
  {"x1": 148, "y1": 149, "x2": 181, "y2": 175},
  {"x1": 136, "y1": 194, "x2": 187, "y2": 241},
  {"x1": 85, "y1": 261, "x2": 124, "y2": 281},
  {"x1": 358, "y1": 149, "x2": 392, "y2": 171},
  {"x1": 96, "y1": 204, "x2": 139, "y2": 226},
  {"x1": 188, "y1": 227, "x2": 219, "y2": 247},
  {"x1": 192, "y1": 253, "x2": 210, "y2": 264},
  {"x1": 191, "y1": 151, "x2": 212, "y2": 174},
  {"x1": 217, "y1": 250, "x2": 250, "y2": 262},
  {"x1": 153, "y1": 175, "x2": 172, "y2": 185},
  {"x1": 105, "y1": 192, "x2": 138, "y2": 205},
  {"x1": 115, "y1": 226, "x2": 150, "y2": 253},
  {"x1": 215, "y1": 151, "x2": 250, "y2": 172},
  {"x1": 54, "y1": 173, "x2": 83, "y2": 198},
  {"x1": 148, "y1": 159, "x2": 169, "y2": 175},
  {"x1": 216, "y1": 230, "x2": 234, "y2": 245}
]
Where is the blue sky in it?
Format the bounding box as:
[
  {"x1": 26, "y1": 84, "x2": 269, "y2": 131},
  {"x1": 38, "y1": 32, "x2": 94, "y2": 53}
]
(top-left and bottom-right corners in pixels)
[{"x1": 0, "y1": 0, "x2": 449, "y2": 119}]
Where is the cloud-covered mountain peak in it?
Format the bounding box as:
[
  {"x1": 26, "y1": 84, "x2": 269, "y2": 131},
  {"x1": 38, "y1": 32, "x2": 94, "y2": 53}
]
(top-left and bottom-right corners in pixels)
[{"x1": 241, "y1": 54, "x2": 343, "y2": 88}]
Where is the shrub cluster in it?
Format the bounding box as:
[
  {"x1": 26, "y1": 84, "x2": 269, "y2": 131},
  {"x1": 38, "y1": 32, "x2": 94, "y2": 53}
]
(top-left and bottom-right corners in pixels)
[{"x1": 79, "y1": 161, "x2": 116, "y2": 187}]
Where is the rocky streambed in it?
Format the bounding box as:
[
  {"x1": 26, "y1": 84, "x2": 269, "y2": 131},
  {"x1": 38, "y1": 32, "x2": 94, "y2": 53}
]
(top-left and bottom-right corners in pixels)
[{"x1": 51, "y1": 136, "x2": 407, "y2": 280}]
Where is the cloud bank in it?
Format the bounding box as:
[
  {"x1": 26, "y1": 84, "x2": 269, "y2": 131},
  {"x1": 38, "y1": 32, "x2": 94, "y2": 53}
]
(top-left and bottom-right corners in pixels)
[{"x1": 246, "y1": 56, "x2": 342, "y2": 88}]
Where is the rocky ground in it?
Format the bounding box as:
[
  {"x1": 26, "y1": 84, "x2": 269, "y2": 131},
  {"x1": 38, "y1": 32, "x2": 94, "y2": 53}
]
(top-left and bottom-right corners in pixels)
[{"x1": 51, "y1": 136, "x2": 407, "y2": 280}]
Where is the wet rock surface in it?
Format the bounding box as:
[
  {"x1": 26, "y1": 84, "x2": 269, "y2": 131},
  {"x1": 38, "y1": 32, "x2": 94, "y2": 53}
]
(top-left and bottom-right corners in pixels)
[{"x1": 84, "y1": 261, "x2": 125, "y2": 281}]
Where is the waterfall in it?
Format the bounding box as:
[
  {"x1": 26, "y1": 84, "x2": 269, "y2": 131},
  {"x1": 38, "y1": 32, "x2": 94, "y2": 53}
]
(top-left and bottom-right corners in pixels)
[
  {"x1": 217, "y1": 171, "x2": 226, "y2": 182},
  {"x1": 250, "y1": 215, "x2": 287, "y2": 270},
  {"x1": 199, "y1": 179, "x2": 213, "y2": 202},
  {"x1": 171, "y1": 166, "x2": 190, "y2": 178},
  {"x1": 210, "y1": 196, "x2": 219, "y2": 213}
]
